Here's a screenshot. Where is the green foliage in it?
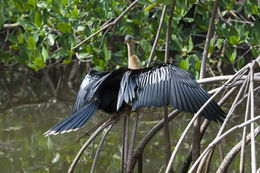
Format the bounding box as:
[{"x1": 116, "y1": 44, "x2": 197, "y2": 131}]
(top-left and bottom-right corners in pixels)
[{"x1": 0, "y1": 0, "x2": 259, "y2": 73}]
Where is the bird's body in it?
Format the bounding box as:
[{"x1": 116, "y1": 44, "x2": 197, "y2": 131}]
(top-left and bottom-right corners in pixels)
[
  {"x1": 44, "y1": 35, "x2": 225, "y2": 136},
  {"x1": 44, "y1": 64, "x2": 225, "y2": 136}
]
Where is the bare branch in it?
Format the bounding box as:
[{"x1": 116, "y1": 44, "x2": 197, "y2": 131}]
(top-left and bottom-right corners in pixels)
[
  {"x1": 68, "y1": 119, "x2": 113, "y2": 173},
  {"x1": 249, "y1": 64, "x2": 256, "y2": 172},
  {"x1": 3, "y1": 23, "x2": 20, "y2": 29},
  {"x1": 90, "y1": 123, "x2": 114, "y2": 173},
  {"x1": 217, "y1": 126, "x2": 260, "y2": 173},
  {"x1": 200, "y1": 0, "x2": 219, "y2": 79},
  {"x1": 189, "y1": 115, "x2": 260, "y2": 173},
  {"x1": 147, "y1": 5, "x2": 167, "y2": 67},
  {"x1": 127, "y1": 111, "x2": 139, "y2": 173}
]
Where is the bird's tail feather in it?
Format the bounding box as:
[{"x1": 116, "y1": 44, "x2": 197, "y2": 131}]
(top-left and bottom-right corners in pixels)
[{"x1": 44, "y1": 102, "x2": 99, "y2": 136}]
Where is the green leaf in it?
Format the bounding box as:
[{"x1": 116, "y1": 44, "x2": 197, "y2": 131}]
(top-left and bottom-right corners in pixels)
[
  {"x1": 251, "y1": 5, "x2": 258, "y2": 15},
  {"x1": 57, "y1": 23, "x2": 71, "y2": 33},
  {"x1": 35, "y1": 11, "x2": 42, "y2": 27},
  {"x1": 144, "y1": 3, "x2": 156, "y2": 12},
  {"x1": 8, "y1": 34, "x2": 18, "y2": 43},
  {"x1": 216, "y1": 38, "x2": 223, "y2": 49},
  {"x1": 70, "y1": 6, "x2": 78, "y2": 18},
  {"x1": 62, "y1": 0, "x2": 68, "y2": 6},
  {"x1": 42, "y1": 46, "x2": 49, "y2": 62},
  {"x1": 0, "y1": 6, "x2": 5, "y2": 28},
  {"x1": 77, "y1": 26, "x2": 85, "y2": 32},
  {"x1": 27, "y1": 36, "x2": 35, "y2": 50},
  {"x1": 237, "y1": 57, "x2": 245, "y2": 69},
  {"x1": 103, "y1": 43, "x2": 111, "y2": 62},
  {"x1": 63, "y1": 58, "x2": 71, "y2": 64},
  {"x1": 33, "y1": 57, "x2": 45, "y2": 67},
  {"x1": 171, "y1": 35, "x2": 182, "y2": 51},
  {"x1": 208, "y1": 38, "x2": 214, "y2": 54},
  {"x1": 0, "y1": 50, "x2": 11, "y2": 63},
  {"x1": 188, "y1": 37, "x2": 193, "y2": 52},
  {"x1": 161, "y1": 0, "x2": 172, "y2": 5},
  {"x1": 18, "y1": 29, "x2": 23, "y2": 43},
  {"x1": 78, "y1": 53, "x2": 90, "y2": 60},
  {"x1": 195, "y1": 60, "x2": 201, "y2": 71},
  {"x1": 27, "y1": 0, "x2": 35, "y2": 8},
  {"x1": 48, "y1": 34, "x2": 55, "y2": 46},
  {"x1": 28, "y1": 63, "x2": 39, "y2": 71},
  {"x1": 180, "y1": 58, "x2": 189, "y2": 70},
  {"x1": 229, "y1": 49, "x2": 237, "y2": 63},
  {"x1": 251, "y1": 47, "x2": 259, "y2": 58},
  {"x1": 229, "y1": 36, "x2": 239, "y2": 45}
]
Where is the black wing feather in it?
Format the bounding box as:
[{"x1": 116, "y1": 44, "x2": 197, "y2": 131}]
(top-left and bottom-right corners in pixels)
[
  {"x1": 117, "y1": 64, "x2": 225, "y2": 122},
  {"x1": 73, "y1": 70, "x2": 110, "y2": 113},
  {"x1": 44, "y1": 102, "x2": 99, "y2": 136}
]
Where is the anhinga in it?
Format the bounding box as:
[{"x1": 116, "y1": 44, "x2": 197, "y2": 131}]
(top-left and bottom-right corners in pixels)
[{"x1": 44, "y1": 35, "x2": 225, "y2": 136}]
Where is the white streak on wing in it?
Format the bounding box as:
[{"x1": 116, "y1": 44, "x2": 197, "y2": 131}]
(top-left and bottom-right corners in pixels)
[{"x1": 81, "y1": 75, "x2": 91, "y2": 89}]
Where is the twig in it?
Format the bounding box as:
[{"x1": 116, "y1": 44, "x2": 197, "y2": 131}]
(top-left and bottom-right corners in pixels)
[
  {"x1": 3, "y1": 23, "x2": 20, "y2": 29},
  {"x1": 72, "y1": 0, "x2": 138, "y2": 50},
  {"x1": 199, "y1": 0, "x2": 219, "y2": 79},
  {"x1": 216, "y1": 126, "x2": 260, "y2": 173},
  {"x1": 123, "y1": 112, "x2": 130, "y2": 172},
  {"x1": 90, "y1": 123, "x2": 114, "y2": 173},
  {"x1": 127, "y1": 111, "x2": 139, "y2": 173},
  {"x1": 147, "y1": 5, "x2": 167, "y2": 67},
  {"x1": 197, "y1": 73, "x2": 260, "y2": 84},
  {"x1": 121, "y1": 115, "x2": 127, "y2": 172},
  {"x1": 249, "y1": 64, "x2": 256, "y2": 172},
  {"x1": 68, "y1": 119, "x2": 113, "y2": 173},
  {"x1": 240, "y1": 84, "x2": 250, "y2": 173}
]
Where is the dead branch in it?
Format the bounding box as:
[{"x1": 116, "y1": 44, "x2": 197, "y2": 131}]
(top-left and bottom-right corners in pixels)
[
  {"x1": 147, "y1": 5, "x2": 167, "y2": 67},
  {"x1": 216, "y1": 126, "x2": 260, "y2": 173}
]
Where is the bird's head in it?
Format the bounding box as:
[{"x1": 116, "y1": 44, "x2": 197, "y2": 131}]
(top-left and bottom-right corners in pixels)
[{"x1": 124, "y1": 35, "x2": 134, "y2": 44}]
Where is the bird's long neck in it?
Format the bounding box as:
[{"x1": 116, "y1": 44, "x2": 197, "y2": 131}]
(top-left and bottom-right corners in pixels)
[
  {"x1": 127, "y1": 42, "x2": 135, "y2": 61},
  {"x1": 127, "y1": 41, "x2": 142, "y2": 69}
]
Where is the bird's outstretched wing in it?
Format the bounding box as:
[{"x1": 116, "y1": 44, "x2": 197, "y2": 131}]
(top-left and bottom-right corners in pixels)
[
  {"x1": 73, "y1": 70, "x2": 110, "y2": 113},
  {"x1": 117, "y1": 64, "x2": 225, "y2": 122},
  {"x1": 44, "y1": 102, "x2": 99, "y2": 136},
  {"x1": 44, "y1": 70, "x2": 110, "y2": 136}
]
